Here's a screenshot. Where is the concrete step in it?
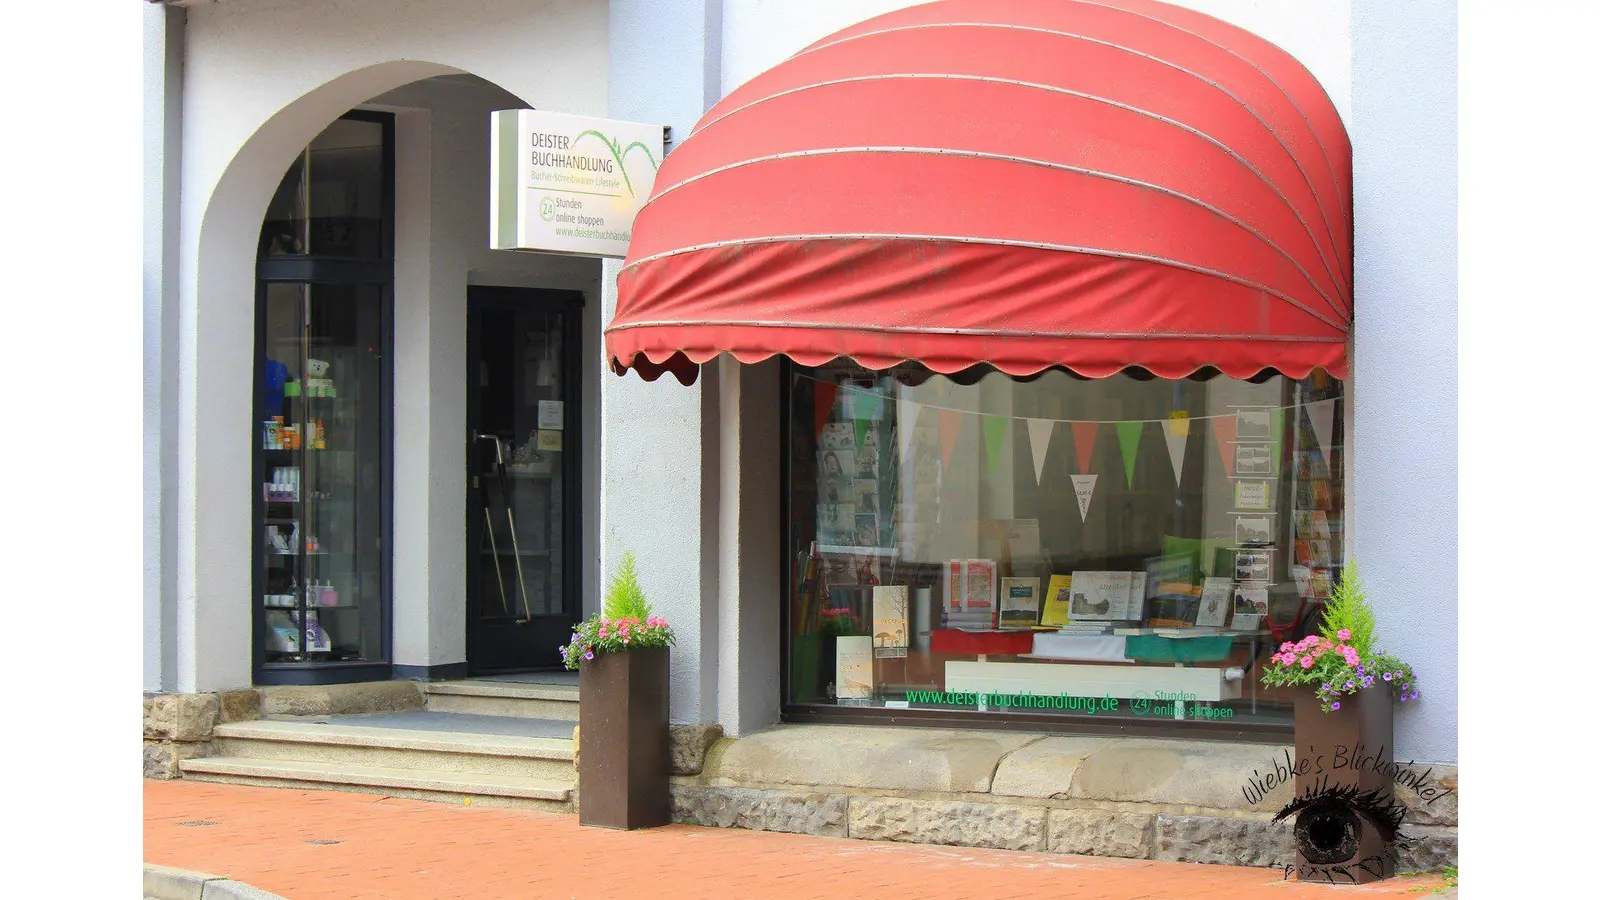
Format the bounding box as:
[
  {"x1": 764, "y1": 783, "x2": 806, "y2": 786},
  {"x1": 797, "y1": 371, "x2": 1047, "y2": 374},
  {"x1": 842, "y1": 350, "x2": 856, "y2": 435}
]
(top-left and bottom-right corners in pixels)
[
  {"x1": 210, "y1": 716, "x2": 575, "y2": 781},
  {"x1": 179, "y1": 756, "x2": 572, "y2": 813},
  {"x1": 423, "y1": 679, "x2": 580, "y2": 721}
]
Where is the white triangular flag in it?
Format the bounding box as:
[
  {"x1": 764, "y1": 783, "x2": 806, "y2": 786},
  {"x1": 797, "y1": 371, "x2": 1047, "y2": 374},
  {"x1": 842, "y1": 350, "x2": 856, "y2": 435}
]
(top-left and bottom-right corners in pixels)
[
  {"x1": 1026, "y1": 418, "x2": 1055, "y2": 485},
  {"x1": 1306, "y1": 399, "x2": 1336, "y2": 457},
  {"x1": 1070, "y1": 474, "x2": 1098, "y2": 522},
  {"x1": 1161, "y1": 420, "x2": 1189, "y2": 485}
]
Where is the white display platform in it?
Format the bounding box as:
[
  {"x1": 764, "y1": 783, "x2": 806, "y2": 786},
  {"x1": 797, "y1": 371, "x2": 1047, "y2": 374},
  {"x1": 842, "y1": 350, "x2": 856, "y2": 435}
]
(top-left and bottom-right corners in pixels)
[
  {"x1": 944, "y1": 660, "x2": 1242, "y2": 702},
  {"x1": 1028, "y1": 632, "x2": 1132, "y2": 663}
]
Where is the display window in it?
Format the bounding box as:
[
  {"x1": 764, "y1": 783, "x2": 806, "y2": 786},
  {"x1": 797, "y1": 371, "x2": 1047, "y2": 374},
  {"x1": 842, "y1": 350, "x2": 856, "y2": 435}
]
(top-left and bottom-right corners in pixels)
[{"x1": 784, "y1": 362, "x2": 1346, "y2": 732}]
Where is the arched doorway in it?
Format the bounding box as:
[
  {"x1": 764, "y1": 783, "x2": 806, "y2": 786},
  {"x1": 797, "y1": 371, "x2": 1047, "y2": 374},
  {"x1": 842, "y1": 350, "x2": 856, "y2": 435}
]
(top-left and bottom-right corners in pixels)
[{"x1": 177, "y1": 62, "x2": 605, "y2": 690}]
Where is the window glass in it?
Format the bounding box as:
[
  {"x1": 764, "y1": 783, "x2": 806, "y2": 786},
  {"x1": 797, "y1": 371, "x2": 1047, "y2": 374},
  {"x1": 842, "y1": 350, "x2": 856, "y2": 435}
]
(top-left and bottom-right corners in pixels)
[
  {"x1": 786, "y1": 364, "x2": 1346, "y2": 728},
  {"x1": 261, "y1": 117, "x2": 386, "y2": 258}
]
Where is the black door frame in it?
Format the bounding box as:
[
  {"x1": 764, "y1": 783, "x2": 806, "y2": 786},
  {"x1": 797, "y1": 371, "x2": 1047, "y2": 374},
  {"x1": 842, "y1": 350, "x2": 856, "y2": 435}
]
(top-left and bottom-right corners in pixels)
[{"x1": 464, "y1": 285, "x2": 586, "y2": 674}]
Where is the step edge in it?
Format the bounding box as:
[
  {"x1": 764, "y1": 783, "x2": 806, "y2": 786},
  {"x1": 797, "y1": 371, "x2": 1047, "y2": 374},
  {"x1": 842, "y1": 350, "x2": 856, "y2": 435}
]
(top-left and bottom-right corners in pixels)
[
  {"x1": 423, "y1": 681, "x2": 579, "y2": 700},
  {"x1": 179, "y1": 757, "x2": 573, "y2": 800},
  {"x1": 214, "y1": 720, "x2": 575, "y2": 759}
]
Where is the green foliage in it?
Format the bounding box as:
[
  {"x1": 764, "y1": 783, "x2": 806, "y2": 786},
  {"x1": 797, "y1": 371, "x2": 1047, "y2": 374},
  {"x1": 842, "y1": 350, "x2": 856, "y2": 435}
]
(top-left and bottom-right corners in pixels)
[
  {"x1": 602, "y1": 551, "x2": 652, "y2": 622},
  {"x1": 1317, "y1": 560, "x2": 1378, "y2": 655}
]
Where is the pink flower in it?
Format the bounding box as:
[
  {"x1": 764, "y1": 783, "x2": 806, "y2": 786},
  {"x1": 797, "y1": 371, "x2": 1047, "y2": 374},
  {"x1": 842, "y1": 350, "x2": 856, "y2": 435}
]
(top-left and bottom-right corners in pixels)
[
  {"x1": 1337, "y1": 628, "x2": 1351, "y2": 641},
  {"x1": 598, "y1": 624, "x2": 609, "y2": 638},
  {"x1": 1281, "y1": 654, "x2": 1297, "y2": 666},
  {"x1": 1300, "y1": 656, "x2": 1314, "y2": 669},
  {"x1": 1279, "y1": 642, "x2": 1293, "y2": 652}
]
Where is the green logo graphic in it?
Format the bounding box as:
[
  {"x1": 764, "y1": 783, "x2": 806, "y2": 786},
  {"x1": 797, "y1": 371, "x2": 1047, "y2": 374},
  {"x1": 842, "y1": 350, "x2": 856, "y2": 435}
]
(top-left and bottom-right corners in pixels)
[
  {"x1": 572, "y1": 130, "x2": 661, "y2": 198},
  {"x1": 539, "y1": 196, "x2": 557, "y2": 221}
]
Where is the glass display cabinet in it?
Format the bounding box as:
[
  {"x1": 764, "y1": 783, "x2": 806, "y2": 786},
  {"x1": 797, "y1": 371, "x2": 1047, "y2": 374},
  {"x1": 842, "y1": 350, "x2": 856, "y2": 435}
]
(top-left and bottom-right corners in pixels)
[{"x1": 253, "y1": 111, "x2": 393, "y2": 683}]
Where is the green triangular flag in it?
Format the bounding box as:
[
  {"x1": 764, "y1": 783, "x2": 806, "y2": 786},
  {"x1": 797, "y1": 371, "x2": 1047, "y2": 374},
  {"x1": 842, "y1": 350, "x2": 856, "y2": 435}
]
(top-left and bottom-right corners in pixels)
[
  {"x1": 855, "y1": 419, "x2": 870, "y2": 452},
  {"x1": 1270, "y1": 407, "x2": 1286, "y2": 444},
  {"x1": 1116, "y1": 421, "x2": 1144, "y2": 487},
  {"x1": 982, "y1": 415, "x2": 1010, "y2": 478}
]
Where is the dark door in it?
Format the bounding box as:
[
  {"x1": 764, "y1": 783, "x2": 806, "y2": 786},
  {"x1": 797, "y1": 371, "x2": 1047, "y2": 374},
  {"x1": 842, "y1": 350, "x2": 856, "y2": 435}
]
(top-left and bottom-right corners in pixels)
[{"x1": 466, "y1": 287, "x2": 584, "y2": 673}]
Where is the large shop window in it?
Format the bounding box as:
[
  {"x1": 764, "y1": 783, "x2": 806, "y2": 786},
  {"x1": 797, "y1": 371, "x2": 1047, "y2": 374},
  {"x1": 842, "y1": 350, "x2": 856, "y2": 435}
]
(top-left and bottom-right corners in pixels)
[{"x1": 785, "y1": 363, "x2": 1345, "y2": 733}]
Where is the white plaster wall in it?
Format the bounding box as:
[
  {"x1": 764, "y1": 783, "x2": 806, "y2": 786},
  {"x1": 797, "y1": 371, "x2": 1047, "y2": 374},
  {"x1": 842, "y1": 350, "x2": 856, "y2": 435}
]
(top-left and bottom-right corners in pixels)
[
  {"x1": 144, "y1": 2, "x2": 184, "y2": 693},
  {"x1": 173, "y1": 0, "x2": 609, "y2": 691},
  {"x1": 367, "y1": 76, "x2": 603, "y2": 671},
  {"x1": 603, "y1": 0, "x2": 726, "y2": 723},
  {"x1": 1351, "y1": 0, "x2": 1457, "y2": 765},
  {"x1": 720, "y1": 0, "x2": 1351, "y2": 120}
]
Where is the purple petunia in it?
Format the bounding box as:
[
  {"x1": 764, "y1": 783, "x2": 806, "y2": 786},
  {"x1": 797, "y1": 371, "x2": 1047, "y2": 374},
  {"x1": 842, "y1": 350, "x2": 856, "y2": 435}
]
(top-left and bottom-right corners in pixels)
[
  {"x1": 1330, "y1": 701, "x2": 1341, "y2": 710},
  {"x1": 1383, "y1": 672, "x2": 1393, "y2": 681},
  {"x1": 584, "y1": 650, "x2": 595, "y2": 661}
]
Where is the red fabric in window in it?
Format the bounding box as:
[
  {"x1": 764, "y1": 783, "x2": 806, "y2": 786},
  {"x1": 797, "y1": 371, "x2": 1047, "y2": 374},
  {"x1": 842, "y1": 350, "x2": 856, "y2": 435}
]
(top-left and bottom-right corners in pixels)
[
  {"x1": 606, "y1": 0, "x2": 1351, "y2": 385},
  {"x1": 929, "y1": 629, "x2": 1037, "y2": 655}
]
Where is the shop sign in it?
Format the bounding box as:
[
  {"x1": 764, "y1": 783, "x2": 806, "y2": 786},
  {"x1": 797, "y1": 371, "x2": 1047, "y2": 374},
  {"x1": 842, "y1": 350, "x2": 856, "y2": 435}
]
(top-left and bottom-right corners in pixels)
[{"x1": 489, "y1": 109, "x2": 663, "y2": 258}]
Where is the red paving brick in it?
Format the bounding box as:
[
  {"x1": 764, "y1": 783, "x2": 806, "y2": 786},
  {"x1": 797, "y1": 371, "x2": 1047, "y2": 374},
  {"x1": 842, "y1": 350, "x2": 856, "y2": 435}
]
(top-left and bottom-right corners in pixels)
[{"x1": 145, "y1": 780, "x2": 1446, "y2": 900}]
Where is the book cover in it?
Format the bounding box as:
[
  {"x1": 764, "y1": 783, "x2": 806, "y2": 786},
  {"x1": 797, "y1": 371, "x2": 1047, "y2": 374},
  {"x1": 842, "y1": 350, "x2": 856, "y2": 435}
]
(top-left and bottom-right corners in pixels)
[
  {"x1": 1067, "y1": 571, "x2": 1135, "y2": 620},
  {"x1": 872, "y1": 585, "x2": 910, "y2": 649},
  {"x1": 1195, "y1": 577, "x2": 1232, "y2": 627},
  {"x1": 943, "y1": 560, "x2": 965, "y2": 612},
  {"x1": 998, "y1": 577, "x2": 1041, "y2": 629},
  {"x1": 1040, "y1": 574, "x2": 1073, "y2": 627},
  {"x1": 963, "y1": 559, "x2": 997, "y2": 610},
  {"x1": 835, "y1": 635, "x2": 874, "y2": 700}
]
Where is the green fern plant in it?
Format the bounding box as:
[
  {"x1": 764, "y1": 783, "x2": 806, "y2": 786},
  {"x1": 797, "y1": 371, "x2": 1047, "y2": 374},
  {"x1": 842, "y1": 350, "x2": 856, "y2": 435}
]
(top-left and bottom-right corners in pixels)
[
  {"x1": 603, "y1": 551, "x2": 652, "y2": 621},
  {"x1": 1317, "y1": 559, "x2": 1378, "y2": 655}
]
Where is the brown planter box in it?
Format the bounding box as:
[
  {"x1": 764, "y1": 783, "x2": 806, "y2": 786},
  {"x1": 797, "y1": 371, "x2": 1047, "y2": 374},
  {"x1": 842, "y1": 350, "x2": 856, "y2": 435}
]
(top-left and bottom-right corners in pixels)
[
  {"x1": 578, "y1": 646, "x2": 671, "y2": 830},
  {"x1": 1291, "y1": 685, "x2": 1397, "y2": 883}
]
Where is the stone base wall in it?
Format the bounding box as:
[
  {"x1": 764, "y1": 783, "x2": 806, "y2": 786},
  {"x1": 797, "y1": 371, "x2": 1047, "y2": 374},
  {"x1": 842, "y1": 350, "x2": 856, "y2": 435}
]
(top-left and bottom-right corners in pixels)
[
  {"x1": 143, "y1": 690, "x2": 261, "y2": 779},
  {"x1": 669, "y1": 725, "x2": 1458, "y2": 873}
]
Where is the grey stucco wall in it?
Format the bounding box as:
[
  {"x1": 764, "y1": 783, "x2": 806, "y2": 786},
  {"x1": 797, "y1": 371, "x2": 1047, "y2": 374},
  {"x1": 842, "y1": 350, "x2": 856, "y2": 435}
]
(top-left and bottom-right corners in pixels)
[{"x1": 1351, "y1": 0, "x2": 1458, "y2": 764}]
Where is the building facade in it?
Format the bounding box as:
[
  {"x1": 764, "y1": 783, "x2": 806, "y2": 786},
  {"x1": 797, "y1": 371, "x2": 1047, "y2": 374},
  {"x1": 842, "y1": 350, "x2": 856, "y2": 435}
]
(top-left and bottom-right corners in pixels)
[{"x1": 144, "y1": 0, "x2": 1457, "y2": 868}]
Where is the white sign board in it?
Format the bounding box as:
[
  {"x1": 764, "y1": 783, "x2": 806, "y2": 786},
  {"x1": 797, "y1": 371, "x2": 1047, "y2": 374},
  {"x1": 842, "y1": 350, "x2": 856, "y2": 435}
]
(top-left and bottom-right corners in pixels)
[{"x1": 489, "y1": 109, "x2": 663, "y2": 258}]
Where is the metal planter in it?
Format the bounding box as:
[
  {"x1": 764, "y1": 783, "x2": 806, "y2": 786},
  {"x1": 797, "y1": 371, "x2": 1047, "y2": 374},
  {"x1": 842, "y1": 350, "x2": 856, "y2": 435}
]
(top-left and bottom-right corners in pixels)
[
  {"x1": 578, "y1": 646, "x2": 671, "y2": 829},
  {"x1": 1290, "y1": 686, "x2": 1399, "y2": 883}
]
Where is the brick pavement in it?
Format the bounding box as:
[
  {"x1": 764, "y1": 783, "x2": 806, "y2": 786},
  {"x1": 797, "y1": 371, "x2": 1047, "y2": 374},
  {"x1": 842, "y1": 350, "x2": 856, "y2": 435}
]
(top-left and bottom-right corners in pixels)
[{"x1": 145, "y1": 780, "x2": 1447, "y2": 900}]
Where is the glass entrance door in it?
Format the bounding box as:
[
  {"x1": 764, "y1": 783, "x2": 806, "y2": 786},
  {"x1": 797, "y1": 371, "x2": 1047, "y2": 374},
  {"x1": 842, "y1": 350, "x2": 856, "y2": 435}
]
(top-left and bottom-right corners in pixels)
[{"x1": 466, "y1": 288, "x2": 584, "y2": 672}]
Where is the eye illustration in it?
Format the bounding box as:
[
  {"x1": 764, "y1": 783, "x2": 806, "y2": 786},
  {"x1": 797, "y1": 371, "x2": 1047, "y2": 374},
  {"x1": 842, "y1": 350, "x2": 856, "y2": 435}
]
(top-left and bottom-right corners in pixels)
[{"x1": 1275, "y1": 776, "x2": 1412, "y2": 883}]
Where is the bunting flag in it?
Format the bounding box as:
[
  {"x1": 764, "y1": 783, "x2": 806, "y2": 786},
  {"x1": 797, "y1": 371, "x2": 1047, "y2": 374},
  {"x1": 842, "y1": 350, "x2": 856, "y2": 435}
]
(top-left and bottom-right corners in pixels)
[
  {"x1": 1026, "y1": 418, "x2": 1054, "y2": 485},
  {"x1": 855, "y1": 419, "x2": 870, "y2": 452},
  {"x1": 1306, "y1": 398, "x2": 1336, "y2": 457},
  {"x1": 938, "y1": 408, "x2": 963, "y2": 468},
  {"x1": 1161, "y1": 415, "x2": 1189, "y2": 486},
  {"x1": 1212, "y1": 414, "x2": 1238, "y2": 477},
  {"x1": 899, "y1": 403, "x2": 919, "y2": 472},
  {"x1": 1116, "y1": 421, "x2": 1144, "y2": 487},
  {"x1": 1071, "y1": 422, "x2": 1099, "y2": 474},
  {"x1": 1070, "y1": 474, "x2": 1098, "y2": 522},
  {"x1": 813, "y1": 381, "x2": 838, "y2": 438},
  {"x1": 982, "y1": 415, "x2": 1009, "y2": 478}
]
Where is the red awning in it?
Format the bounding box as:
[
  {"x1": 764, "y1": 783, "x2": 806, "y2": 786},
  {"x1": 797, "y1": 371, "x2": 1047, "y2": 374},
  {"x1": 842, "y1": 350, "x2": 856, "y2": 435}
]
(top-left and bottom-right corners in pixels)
[{"x1": 607, "y1": 0, "x2": 1351, "y2": 385}]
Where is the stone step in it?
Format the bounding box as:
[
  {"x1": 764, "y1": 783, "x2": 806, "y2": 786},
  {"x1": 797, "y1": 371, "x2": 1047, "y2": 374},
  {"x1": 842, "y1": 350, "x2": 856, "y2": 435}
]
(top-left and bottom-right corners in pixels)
[
  {"x1": 423, "y1": 679, "x2": 580, "y2": 721},
  {"x1": 179, "y1": 756, "x2": 572, "y2": 812},
  {"x1": 211, "y1": 716, "x2": 575, "y2": 781}
]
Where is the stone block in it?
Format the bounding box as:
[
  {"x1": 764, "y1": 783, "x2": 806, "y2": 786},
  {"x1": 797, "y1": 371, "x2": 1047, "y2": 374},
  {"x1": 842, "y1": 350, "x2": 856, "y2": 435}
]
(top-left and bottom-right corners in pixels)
[
  {"x1": 1070, "y1": 739, "x2": 1295, "y2": 811},
  {"x1": 848, "y1": 797, "x2": 1047, "y2": 852},
  {"x1": 1154, "y1": 814, "x2": 1291, "y2": 868},
  {"x1": 1046, "y1": 808, "x2": 1154, "y2": 859},
  {"x1": 218, "y1": 689, "x2": 262, "y2": 724},
  {"x1": 708, "y1": 724, "x2": 1040, "y2": 793},
  {"x1": 144, "y1": 693, "x2": 221, "y2": 742},
  {"x1": 1396, "y1": 825, "x2": 1458, "y2": 872},
  {"x1": 670, "y1": 724, "x2": 723, "y2": 775},
  {"x1": 672, "y1": 785, "x2": 847, "y2": 837},
  {"x1": 1393, "y1": 765, "x2": 1457, "y2": 827},
  {"x1": 990, "y1": 736, "x2": 1115, "y2": 799},
  {"x1": 144, "y1": 740, "x2": 216, "y2": 780},
  {"x1": 260, "y1": 681, "x2": 423, "y2": 717}
]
